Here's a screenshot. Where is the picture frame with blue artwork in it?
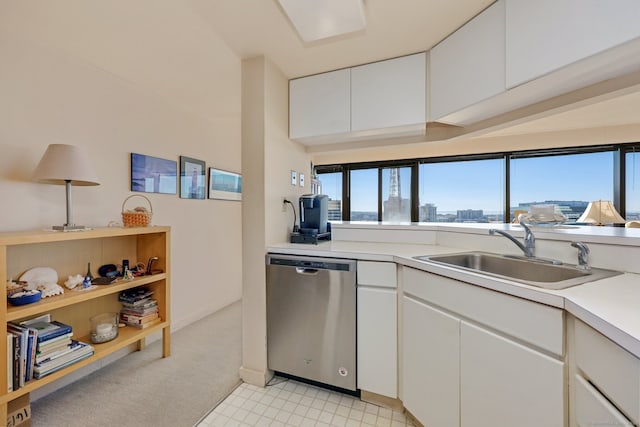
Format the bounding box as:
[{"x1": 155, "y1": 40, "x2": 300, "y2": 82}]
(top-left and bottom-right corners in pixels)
[
  {"x1": 209, "y1": 168, "x2": 242, "y2": 201},
  {"x1": 130, "y1": 153, "x2": 177, "y2": 194},
  {"x1": 180, "y1": 156, "x2": 206, "y2": 199}
]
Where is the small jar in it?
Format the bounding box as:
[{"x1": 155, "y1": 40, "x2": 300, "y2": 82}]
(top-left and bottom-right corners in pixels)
[{"x1": 90, "y1": 312, "x2": 119, "y2": 343}]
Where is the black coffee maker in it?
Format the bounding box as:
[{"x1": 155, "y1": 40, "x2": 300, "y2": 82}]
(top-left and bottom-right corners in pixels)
[{"x1": 290, "y1": 194, "x2": 331, "y2": 244}]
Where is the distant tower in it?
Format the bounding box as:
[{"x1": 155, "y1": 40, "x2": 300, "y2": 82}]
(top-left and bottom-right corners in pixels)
[{"x1": 387, "y1": 168, "x2": 402, "y2": 214}]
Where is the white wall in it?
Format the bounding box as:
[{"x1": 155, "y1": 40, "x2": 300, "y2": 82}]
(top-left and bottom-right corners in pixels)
[
  {"x1": 0, "y1": 3, "x2": 242, "y2": 334},
  {"x1": 240, "y1": 56, "x2": 310, "y2": 386}
]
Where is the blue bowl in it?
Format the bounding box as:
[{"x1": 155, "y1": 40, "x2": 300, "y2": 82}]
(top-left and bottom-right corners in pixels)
[{"x1": 8, "y1": 290, "x2": 42, "y2": 306}]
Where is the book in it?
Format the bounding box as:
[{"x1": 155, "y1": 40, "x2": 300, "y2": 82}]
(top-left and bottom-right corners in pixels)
[
  {"x1": 37, "y1": 336, "x2": 73, "y2": 356},
  {"x1": 9, "y1": 333, "x2": 20, "y2": 391},
  {"x1": 36, "y1": 340, "x2": 86, "y2": 365},
  {"x1": 31, "y1": 321, "x2": 73, "y2": 343},
  {"x1": 33, "y1": 350, "x2": 93, "y2": 379},
  {"x1": 118, "y1": 288, "x2": 153, "y2": 304},
  {"x1": 6, "y1": 333, "x2": 13, "y2": 393},
  {"x1": 126, "y1": 318, "x2": 162, "y2": 330},
  {"x1": 37, "y1": 332, "x2": 73, "y2": 350},
  {"x1": 25, "y1": 328, "x2": 38, "y2": 381},
  {"x1": 120, "y1": 299, "x2": 158, "y2": 310},
  {"x1": 34, "y1": 342, "x2": 94, "y2": 378},
  {"x1": 7, "y1": 324, "x2": 28, "y2": 388},
  {"x1": 120, "y1": 312, "x2": 158, "y2": 325}
]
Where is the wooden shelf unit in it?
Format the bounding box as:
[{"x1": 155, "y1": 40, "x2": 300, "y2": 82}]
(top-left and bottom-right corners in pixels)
[{"x1": 0, "y1": 226, "x2": 171, "y2": 417}]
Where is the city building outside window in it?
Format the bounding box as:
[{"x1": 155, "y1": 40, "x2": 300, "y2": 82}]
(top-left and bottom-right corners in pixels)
[
  {"x1": 317, "y1": 171, "x2": 343, "y2": 221},
  {"x1": 510, "y1": 151, "x2": 614, "y2": 223},
  {"x1": 419, "y1": 158, "x2": 504, "y2": 223},
  {"x1": 382, "y1": 167, "x2": 412, "y2": 222}
]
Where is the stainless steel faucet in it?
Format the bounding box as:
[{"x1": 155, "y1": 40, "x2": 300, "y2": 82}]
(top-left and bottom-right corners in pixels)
[
  {"x1": 489, "y1": 221, "x2": 535, "y2": 258},
  {"x1": 571, "y1": 241, "x2": 591, "y2": 270}
]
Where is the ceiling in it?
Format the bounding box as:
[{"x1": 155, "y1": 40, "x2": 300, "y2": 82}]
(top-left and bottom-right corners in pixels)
[
  {"x1": 189, "y1": 0, "x2": 494, "y2": 78},
  {"x1": 192, "y1": 0, "x2": 640, "y2": 146}
]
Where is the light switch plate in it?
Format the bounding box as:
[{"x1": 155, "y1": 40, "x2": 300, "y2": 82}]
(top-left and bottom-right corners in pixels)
[
  {"x1": 291, "y1": 170, "x2": 297, "y2": 185},
  {"x1": 299, "y1": 173, "x2": 305, "y2": 187}
]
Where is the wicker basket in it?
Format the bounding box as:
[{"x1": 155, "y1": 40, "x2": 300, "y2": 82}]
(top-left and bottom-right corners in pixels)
[
  {"x1": 121, "y1": 195, "x2": 153, "y2": 227},
  {"x1": 6, "y1": 281, "x2": 27, "y2": 297}
]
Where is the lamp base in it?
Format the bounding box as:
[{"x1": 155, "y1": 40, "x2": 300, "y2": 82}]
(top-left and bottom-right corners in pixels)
[{"x1": 52, "y1": 224, "x2": 86, "y2": 231}]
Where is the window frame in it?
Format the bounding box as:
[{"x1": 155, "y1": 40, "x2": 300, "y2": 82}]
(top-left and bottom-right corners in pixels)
[{"x1": 315, "y1": 143, "x2": 633, "y2": 223}]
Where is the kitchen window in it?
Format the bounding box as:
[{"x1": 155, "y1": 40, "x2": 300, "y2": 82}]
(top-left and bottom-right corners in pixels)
[
  {"x1": 419, "y1": 158, "x2": 504, "y2": 223},
  {"x1": 315, "y1": 143, "x2": 631, "y2": 223},
  {"x1": 510, "y1": 150, "x2": 615, "y2": 223}
]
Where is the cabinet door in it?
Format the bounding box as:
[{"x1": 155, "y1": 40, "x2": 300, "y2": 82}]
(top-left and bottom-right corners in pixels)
[
  {"x1": 506, "y1": 0, "x2": 640, "y2": 88},
  {"x1": 357, "y1": 287, "x2": 397, "y2": 397},
  {"x1": 403, "y1": 296, "x2": 459, "y2": 427},
  {"x1": 460, "y1": 321, "x2": 564, "y2": 427},
  {"x1": 351, "y1": 53, "x2": 426, "y2": 132},
  {"x1": 574, "y1": 375, "x2": 633, "y2": 427},
  {"x1": 289, "y1": 68, "x2": 351, "y2": 139},
  {"x1": 430, "y1": 0, "x2": 505, "y2": 122}
]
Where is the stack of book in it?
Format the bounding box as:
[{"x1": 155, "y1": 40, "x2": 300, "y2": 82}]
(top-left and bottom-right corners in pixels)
[
  {"x1": 6, "y1": 317, "x2": 94, "y2": 389},
  {"x1": 119, "y1": 288, "x2": 160, "y2": 329},
  {"x1": 29, "y1": 319, "x2": 94, "y2": 379}
]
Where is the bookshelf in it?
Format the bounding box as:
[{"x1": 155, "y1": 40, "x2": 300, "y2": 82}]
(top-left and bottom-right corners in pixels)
[{"x1": 0, "y1": 226, "x2": 171, "y2": 419}]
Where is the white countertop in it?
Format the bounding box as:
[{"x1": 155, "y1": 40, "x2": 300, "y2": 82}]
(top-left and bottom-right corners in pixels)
[{"x1": 268, "y1": 240, "x2": 640, "y2": 359}]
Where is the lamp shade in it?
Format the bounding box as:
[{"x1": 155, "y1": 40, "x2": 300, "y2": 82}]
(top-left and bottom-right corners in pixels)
[
  {"x1": 577, "y1": 200, "x2": 625, "y2": 225},
  {"x1": 33, "y1": 144, "x2": 100, "y2": 186}
]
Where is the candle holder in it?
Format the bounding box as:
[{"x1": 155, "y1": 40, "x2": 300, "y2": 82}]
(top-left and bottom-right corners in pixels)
[{"x1": 90, "y1": 312, "x2": 119, "y2": 343}]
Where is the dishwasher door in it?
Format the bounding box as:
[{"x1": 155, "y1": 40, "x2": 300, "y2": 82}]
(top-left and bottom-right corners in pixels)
[{"x1": 266, "y1": 254, "x2": 357, "y2": 391}]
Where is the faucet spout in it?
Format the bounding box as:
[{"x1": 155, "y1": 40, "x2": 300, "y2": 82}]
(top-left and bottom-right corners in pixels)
[{"x1": 489, "y1": 227, "x2": 536, "y2": 258}]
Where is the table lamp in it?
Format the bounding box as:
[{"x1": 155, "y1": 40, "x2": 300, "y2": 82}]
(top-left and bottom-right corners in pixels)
[
  {"x1": 576, "y1": 200, "x2": 625, "y2": 226},
  {"x1": 33, "y1": 144, "x2": 100, "y2": 231}
]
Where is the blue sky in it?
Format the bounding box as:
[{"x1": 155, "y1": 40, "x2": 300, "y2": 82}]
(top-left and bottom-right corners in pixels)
[{"x1": 319, "y1": 150, "x2": 639, "y2": 212}]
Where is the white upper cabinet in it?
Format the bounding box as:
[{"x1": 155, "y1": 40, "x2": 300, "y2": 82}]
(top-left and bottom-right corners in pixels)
[
  {"x1": 289, "y1": 53, "x2": 426, "y2": 144},
  {"x1": 289, "y1": 68, "x2": 351, "y2": 140},
  {"x1": 351, "y1": 53, "x2": 426, "y2": 132},
  {"x1": 506, "y1": 0, "x2": 640, "y2": 88},
  {"x1": 429, "y1": 0, "x2": 505, "y2": 123}
]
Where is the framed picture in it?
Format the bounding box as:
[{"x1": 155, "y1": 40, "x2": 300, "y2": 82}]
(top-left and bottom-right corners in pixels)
[
  {"x1": 209, "y1": 168, "x2": 242, "y2": 201},
  {"x1": 179, "y1": 156, "x2": 206, "y2": 199},
  {"x1": 130, "y1": 153, "x2": 177, "y2": 194}
]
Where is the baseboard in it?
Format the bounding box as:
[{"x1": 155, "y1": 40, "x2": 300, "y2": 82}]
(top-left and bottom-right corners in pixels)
[
  {"x1": 360, "y1": 390, "x2": 403, "y2": 412},
  {"x1": 404, "y1": 408, "x2": 424, "y2": 427},
  {"x1": 239, "y1": 366, "x2": 273, "y2": 387}
]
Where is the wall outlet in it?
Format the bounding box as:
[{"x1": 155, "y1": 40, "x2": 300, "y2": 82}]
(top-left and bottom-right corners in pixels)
[
  {"x1": 282, "y1": 198, "x2": 288, "y2": 212},
  {"x1": 291, "y1": 170, "x2": 297, "y2": 186}
]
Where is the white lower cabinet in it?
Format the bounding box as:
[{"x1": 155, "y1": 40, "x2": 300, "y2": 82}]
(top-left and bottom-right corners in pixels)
[
  {"x1": 357, "y1": 287, "x2": 397, "y2": 397},
  {"x1": 401, "y1": 266, "x2": 565, "y2": 427},
  {"x1": 570, "y1": 317, "x2": 640, "y2": 426},
  {"x1": 460, "y1": 322, "x2": 565, "y2": 427},
  {"x1": 574, "y1": 375, "x2": 633, "y2": 427},
  {"x1": 357, "y1": 261, "x2": 397, "y2": 398},
  {"x1": 403, "y1": 296, "x2": 460, "y2": 426}
]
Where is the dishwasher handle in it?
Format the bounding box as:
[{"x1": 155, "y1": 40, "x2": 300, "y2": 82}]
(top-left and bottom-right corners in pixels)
[{"x1": 295, "y1": 267, "x2": 319, "y2": 275}]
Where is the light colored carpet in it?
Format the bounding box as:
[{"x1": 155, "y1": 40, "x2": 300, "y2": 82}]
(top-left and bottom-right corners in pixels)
[{"x1": 30, "y1": 301, "x2": 242, "y2": 427}]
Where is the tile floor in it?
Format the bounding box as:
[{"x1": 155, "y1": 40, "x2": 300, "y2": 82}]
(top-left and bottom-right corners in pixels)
[{"x1": 197, "y1": 377, "x2": 416, "y2": 427}]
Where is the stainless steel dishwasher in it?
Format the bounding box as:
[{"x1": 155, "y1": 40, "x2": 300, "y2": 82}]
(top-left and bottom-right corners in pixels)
[{"x1": 266, "y1": 254, "x2": 357, "y2": 391}]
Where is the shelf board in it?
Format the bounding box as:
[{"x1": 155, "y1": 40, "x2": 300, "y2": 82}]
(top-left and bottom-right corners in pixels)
[
  {"x1": 6, "y1": 274, "x2": 167, "y2": 322},
  {"x1": 0, "y1": 226, "x2": 170, "y2": 246},
  {"x1": 0, "y1": 321, "x2": 169, "y2": 403}
]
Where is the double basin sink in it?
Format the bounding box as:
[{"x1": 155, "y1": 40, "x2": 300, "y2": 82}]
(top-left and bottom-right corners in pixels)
[{"x1": 414, "y1": 251, "x2": 621, "y2": 290}]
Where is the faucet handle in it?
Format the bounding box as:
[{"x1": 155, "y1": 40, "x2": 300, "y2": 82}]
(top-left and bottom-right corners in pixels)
[
  {"x1": 571, "y1": 241, "x2": 590, "y2": 270},
  {"x1": 570, "y1": 241, "x2": 590, "y2": 254}
]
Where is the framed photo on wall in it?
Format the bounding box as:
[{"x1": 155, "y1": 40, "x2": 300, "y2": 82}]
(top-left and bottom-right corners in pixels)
[
  {"x1": 179, "y1": 156, "x2": 206, "y2": 199},
  {"x1": 130, "y1": 153, "x2": 177, "y2": 194},
  {"x1": 209, "y1": 168, "x2": 242, "y2": 201}
]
